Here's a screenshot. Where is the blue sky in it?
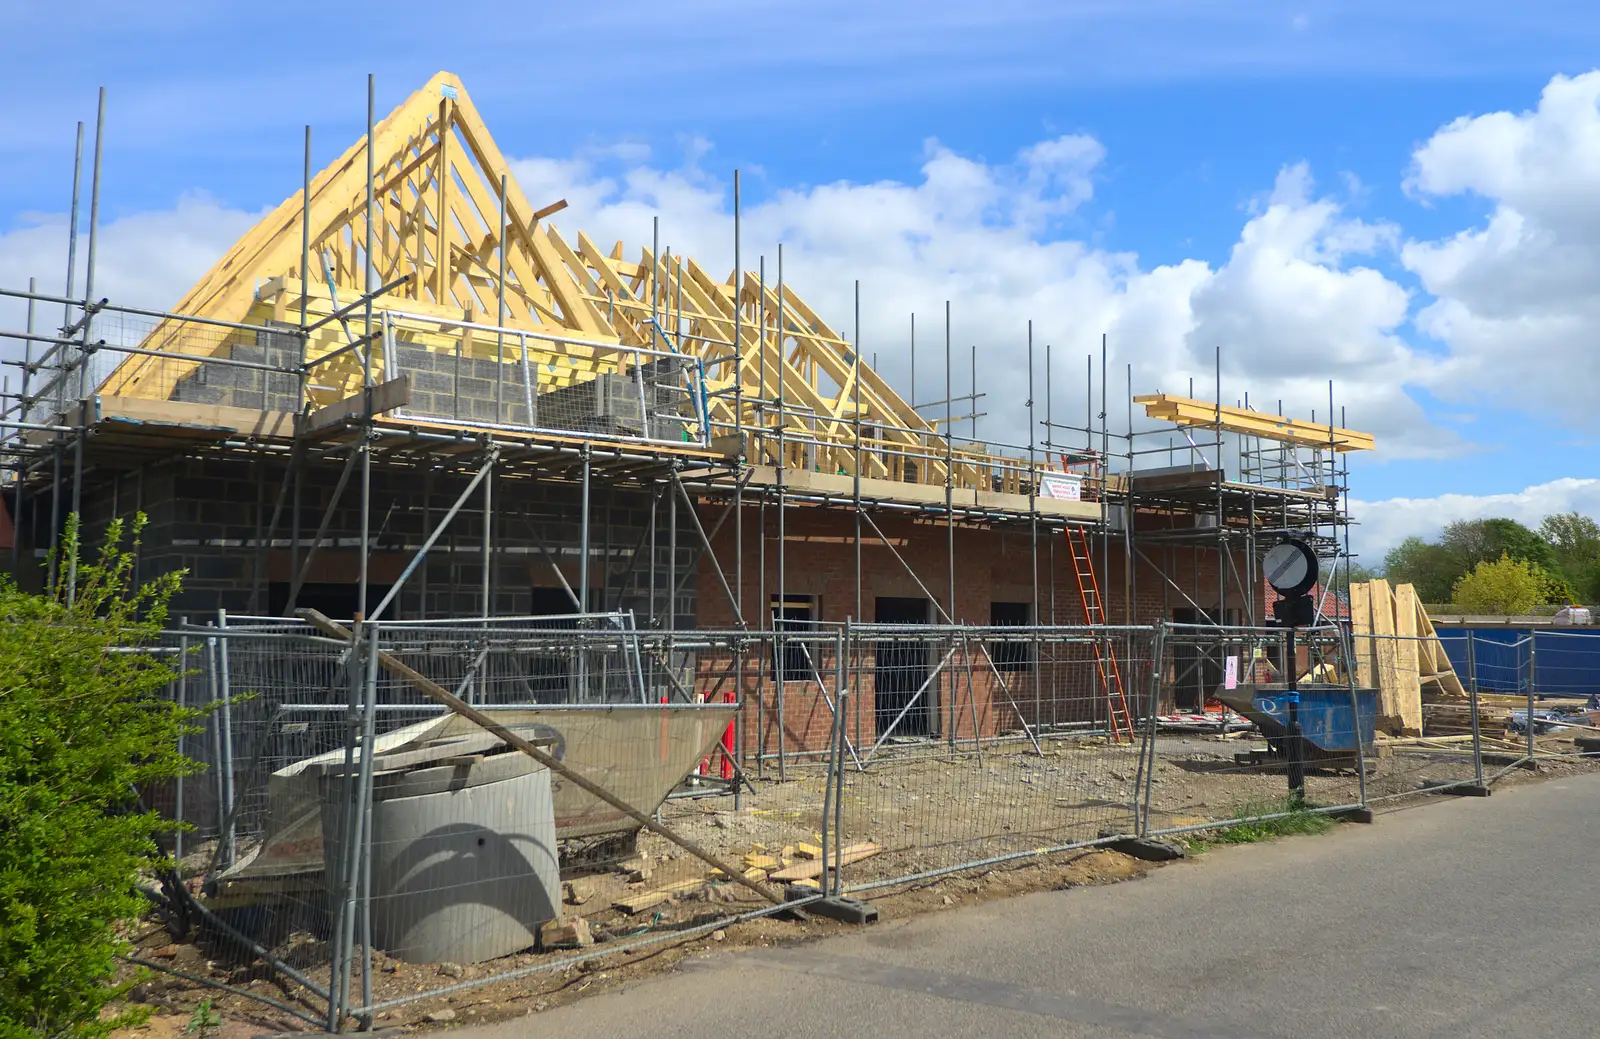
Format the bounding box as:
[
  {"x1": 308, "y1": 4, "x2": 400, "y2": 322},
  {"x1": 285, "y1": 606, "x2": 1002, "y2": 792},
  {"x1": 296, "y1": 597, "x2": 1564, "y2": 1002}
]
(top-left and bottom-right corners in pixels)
[{"x1": 3, "y1": 1, "x2": 1599, "y2": 562}]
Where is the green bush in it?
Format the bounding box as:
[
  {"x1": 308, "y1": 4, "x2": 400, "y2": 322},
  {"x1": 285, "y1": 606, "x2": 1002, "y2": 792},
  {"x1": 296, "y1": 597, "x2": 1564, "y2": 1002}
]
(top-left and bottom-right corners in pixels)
[
  {"x1": 1451, "y1": 553, "x2": 1547, "y2": 615},
  {"x1": 0, "y1": 516, "x2": 200, "y2": 1039}
]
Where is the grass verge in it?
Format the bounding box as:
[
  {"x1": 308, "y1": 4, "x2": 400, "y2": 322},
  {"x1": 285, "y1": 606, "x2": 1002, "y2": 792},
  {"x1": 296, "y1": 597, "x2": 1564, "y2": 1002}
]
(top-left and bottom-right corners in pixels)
[{"x1": 1185, "y1": 797, "x2": 1335, "y2": 851}]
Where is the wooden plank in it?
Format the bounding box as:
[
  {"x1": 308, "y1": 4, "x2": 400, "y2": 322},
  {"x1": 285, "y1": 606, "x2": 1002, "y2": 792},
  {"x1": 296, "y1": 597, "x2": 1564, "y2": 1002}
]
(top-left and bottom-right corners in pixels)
[
  {"x1": 93, "y1": 395, "x2": 296, "y2": 439},
  {"x1": 302, "y1": 375, "x2": 410, "y2": 436},
  {"x1": 1368, "y1": 579, "x2": 1408, "y2": 733},
  {"x1": 769, "y1": 842, "x2": 883, "y2": 881},
  {"x1": 1415, "y1": 604, "x2": 1469, "y2": 700},
  {"x1": 1415, "y1": 598, "x2": 1440, "y2": 676},
  {"x1": 1392, "y1": 583, "x2": 1424, "y2": 734},
  {"x1": 612, "y1": 890, "x2": 672, "y2": 915},
  {"x1": 1349, "y1": 581, "x2": 1376, "y2": 692},
  {"x1": 1133, "y1": 393, "x2": 1374, "y2": 452}
]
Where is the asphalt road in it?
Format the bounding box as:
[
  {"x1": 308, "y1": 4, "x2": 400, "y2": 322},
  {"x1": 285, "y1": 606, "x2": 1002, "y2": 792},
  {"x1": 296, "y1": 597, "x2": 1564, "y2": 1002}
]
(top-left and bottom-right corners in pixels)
[{"x1": 469, "y1": 772, "x2": 1600, "y2": 1039}]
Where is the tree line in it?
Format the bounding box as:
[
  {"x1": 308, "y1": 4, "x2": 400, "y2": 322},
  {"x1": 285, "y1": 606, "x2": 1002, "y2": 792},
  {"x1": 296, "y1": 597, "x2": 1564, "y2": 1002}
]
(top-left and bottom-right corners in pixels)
[{"x1": 1377, "y1": 513, "x2": 1600, "y2": 613}]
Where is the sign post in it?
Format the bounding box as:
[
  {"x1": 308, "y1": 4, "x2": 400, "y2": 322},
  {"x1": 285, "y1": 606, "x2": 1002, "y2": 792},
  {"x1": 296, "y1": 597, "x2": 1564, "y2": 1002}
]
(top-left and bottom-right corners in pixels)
[{"x1": 1264, "y1": 538, "x2": 1318, "y2": 803}]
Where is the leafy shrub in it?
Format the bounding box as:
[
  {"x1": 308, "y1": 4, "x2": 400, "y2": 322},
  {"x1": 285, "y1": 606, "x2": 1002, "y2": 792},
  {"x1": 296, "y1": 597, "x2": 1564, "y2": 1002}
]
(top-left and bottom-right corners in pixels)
[
  {"x1": 1451, "y1": 553, "x2": 1546, "y2": 615},
  {"x1": 0, "y1": 516, "x2": 200, "y2": 1039}
]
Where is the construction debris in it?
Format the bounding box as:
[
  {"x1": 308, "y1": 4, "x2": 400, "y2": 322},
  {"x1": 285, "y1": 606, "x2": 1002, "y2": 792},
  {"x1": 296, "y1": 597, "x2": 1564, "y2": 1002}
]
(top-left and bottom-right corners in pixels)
[
  {"x1": 770, "y1": 843, "x2": 884, "y2": 882},
  {"x1": 539, "y1": 916, "x2": 594, "y2": 949}
]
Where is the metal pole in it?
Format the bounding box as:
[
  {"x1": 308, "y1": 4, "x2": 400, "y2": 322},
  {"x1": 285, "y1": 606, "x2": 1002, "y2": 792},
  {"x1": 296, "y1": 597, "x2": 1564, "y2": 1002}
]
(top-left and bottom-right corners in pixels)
[
  {"x1": 648, "y1": 488, "x2": 658, "y2": 624},
  {"x1": 580, "y1": 448, "x2": 592, "y2": 613},
  {"x1": 1526, "y1": 634, "x2": 1537, "y2": 761},
  {"x1": 301, "y1": 126, "x2": 313, "y2": 333},
  {"x1": 1468, "y1": 633, "x2": 1484, "y2": 787},
  {"x1": 852, "y1": 282, "x2": 865, "y2": 755},
  {"x1": 1137, "y1": 622, "x2": 1166, "y2": 835},
  {"x1": 174, "y1": 629, "x2": 189, "y2": 863},
  {"x1": 758, "y1": 255, "x2": 766, "y2": 416},
  {"x1": 12, "y1": 279, "x2": 34, "y2": 574},
  {"x1": 1028, "y1": 323, "x2": 1039, "y2": 729},
  {"x1": 1285, "y1": 624, "x2": 1305, "y2": 801},
  {"x1": 48, "y1": 121, "x2": 84, "y2": 596},
  {"x1": 359, "y1": 73, "x2": 375, "y2": 621},
  {"x1": 945, "y1": 301, "x2": 954, "y2": 748},
  {"x1": 68, "y1": 95, "x2": 106, "y2": 602},
  {"x1": 732, "y1": 171, "x2": 745, "y2": 805},
  {"x1": 356, "y1": 624, "x2": 381, "y2": 1025},
  {"x1": 332, "y1": 623, "x2": 366, "y2": 1027},
  {"x1": 666, "y1": 459, "x2": 676, "y2": 713},
  {"x1": 1126, "y1": 363, "x2": 1134, "y2": 624},
  {"x1": 215, "y1": 610, "x2": 236, "y2": 867},
  {"x1": 1045, "y1": 342, "x2": 1055, "y2": 727},
  {"x1": 819, "y1": 629, "x2": 835, "y2": 899},
  {"x1": 498, "y1": 173, "x2": 509, "y2": 426},
  {"x1": 775, "y1": 244, "x2": 786, "y2": 781},
  {"x1": 834, "y1": 620, "x2": 849, "y2": 895},
  {"x1": 481, "y1": 457, "x2": 493, "y2": 617},
  {"x1": 666, "y1": 467, "x2": 675, "y2": 632},
  {"x1": 910, "y1": 313, "x2": 916, "y2": 425},
  {"x1": 292, "y1": 125, "x2": 313, "y2": 601},
  {"x1": 368, "y1": 452, "x2": 496, "y2": 622}
]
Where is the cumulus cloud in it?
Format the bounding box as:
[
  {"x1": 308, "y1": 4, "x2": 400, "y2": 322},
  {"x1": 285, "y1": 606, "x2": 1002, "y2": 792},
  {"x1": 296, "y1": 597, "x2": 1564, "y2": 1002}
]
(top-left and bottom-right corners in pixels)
[
  {"x1": 1351, "y1": 477, "x2": 1600, "y2": 564},
  {"x1": 0, "y1": 193, "x2": 263, "y2": 341},
  {"x1": 514, "y1": 142, "x2": 1442, "y2": 458},
  {"x1": 0, "y1": 112, "x2": 1506, "y2": 464},
  {"x1": 1403, "y1": 70, "x2": 1600, "y2": 426}
]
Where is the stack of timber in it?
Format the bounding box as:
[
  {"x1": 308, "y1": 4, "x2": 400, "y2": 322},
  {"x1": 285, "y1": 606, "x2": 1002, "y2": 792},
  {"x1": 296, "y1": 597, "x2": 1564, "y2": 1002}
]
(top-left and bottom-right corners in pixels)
[
  {"x1": 1421, "y1": 702, "x2": 1511, "y2": 739},
  {"x1": 1349, "y1": 580, "x2": 1467, "y2": 736}
]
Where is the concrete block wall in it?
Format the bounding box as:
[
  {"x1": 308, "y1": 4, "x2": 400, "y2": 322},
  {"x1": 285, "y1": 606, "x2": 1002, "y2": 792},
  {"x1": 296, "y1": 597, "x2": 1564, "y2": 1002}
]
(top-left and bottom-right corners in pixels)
[
  {"x1": 169, "y1": 327, "x2": 301, "y2": 412},
  {"x1": 66, "y1": 455, "x2": 697, "y2": 624},
  {"x1": 391, "y1": 342, "x2": 533, "y2": 427}
]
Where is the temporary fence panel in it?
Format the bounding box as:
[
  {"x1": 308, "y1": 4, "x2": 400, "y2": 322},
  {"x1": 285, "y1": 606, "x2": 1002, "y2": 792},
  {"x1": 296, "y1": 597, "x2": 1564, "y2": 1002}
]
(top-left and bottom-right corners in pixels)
[
  {"x1": 1136, "y1": 625, "x2": 1367, "y2": 836},
  {"x1": 830, "y1": 625, "x2": 1157, "y2": 895},
  {"x1": 143, "y1": 617, "x2": 1600, "y2": 1030}
]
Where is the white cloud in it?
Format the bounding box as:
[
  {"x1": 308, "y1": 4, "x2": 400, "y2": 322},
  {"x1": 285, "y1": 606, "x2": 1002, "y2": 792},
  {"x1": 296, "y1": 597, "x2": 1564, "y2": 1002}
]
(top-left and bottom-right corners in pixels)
[
  {"x1": 0, "y1": 121, "x2": 1465, "y2": 463},
  {"x1": 515, "y1": 144, "x2": 1443, "y2": 458},
  {"x1": 1351, "y1": 477, "x2": 1600, "y2": 564},
  {"x1": 1403, "y1": 70, "x2": 1600, "y2": 426},
  {"x1": 0, "y1": 193, "x2": 263, "y2": 341}
]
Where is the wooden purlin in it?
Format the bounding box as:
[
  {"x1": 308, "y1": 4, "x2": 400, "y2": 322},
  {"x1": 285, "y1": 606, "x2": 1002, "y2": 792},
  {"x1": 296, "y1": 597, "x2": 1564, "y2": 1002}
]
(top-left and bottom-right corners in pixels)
[
  {"x1": 1134, "y1": 393, "x2": 1375, "y2": 453},
  {"x1": 569, "y1": 237, "x2": 941, "y2": 481}
]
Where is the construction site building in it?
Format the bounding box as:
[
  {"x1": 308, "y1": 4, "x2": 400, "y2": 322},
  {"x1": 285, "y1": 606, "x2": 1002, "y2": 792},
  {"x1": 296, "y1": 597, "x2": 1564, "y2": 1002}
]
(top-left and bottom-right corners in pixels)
[{"x1": 0, "y1": 72, "x2": 1371, "y2": 762}]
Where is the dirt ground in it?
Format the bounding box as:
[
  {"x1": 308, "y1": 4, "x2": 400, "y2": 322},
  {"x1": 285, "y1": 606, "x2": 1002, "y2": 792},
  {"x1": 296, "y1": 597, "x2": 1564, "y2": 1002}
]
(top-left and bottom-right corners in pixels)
[{"x1": 115, "y1": 734, "x2": 1600, "y2": 1036}]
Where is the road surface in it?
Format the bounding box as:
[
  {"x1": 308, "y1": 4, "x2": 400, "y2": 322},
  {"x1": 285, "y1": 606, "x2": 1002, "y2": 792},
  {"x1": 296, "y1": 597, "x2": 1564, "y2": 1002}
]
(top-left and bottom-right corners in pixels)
[{"x1": 469, "y1": 772, "x2": 1600, "y2": 1038}]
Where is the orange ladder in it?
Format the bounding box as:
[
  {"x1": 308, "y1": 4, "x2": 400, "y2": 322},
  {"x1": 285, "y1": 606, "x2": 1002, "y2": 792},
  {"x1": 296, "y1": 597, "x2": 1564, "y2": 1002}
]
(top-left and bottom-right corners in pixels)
[{"x1": 1064, "y1": 526, "x2": 1136, "y2": 743}]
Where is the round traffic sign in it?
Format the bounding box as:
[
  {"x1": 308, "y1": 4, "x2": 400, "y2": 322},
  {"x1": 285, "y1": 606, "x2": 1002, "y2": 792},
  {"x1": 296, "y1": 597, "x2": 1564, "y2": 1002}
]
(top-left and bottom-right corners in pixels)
[{"x1": 1263, "y1": 539, "x2": 1318, "y2": 595}]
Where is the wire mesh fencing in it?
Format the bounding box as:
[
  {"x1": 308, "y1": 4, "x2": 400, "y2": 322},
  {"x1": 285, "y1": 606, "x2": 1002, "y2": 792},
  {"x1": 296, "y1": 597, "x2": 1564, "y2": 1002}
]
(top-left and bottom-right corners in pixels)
[
  {"x1": 151, "y1": 619, "x2": 791, "y2": 1027},
  {"x1": 7, "y1": 305, "x2": 305, "y2": 428},
  {"x1": 825, "y1": 625, "x2": 1155, "y2": 895},
  {"x1": 139, "y1": 616, "x2": 1600, "y2": 1029},
  {"x1": 1471, "y1": 630, "x2": 1600, "y2": 769},
  {"x1": 1133, "y1": 625, "x2": 1369, "y2": 838}
]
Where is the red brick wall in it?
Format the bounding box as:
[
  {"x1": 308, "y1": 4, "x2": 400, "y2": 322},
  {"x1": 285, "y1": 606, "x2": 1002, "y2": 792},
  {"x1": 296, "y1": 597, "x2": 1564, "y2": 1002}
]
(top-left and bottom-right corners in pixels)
[{"x1": 695, "y1": 505, "x2": 1265, "y2": 761}]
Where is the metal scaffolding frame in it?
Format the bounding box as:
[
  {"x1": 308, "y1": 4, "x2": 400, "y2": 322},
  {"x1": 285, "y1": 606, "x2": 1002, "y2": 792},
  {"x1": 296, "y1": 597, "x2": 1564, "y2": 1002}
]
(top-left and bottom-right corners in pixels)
[{"x1": 0, "y1": 74, "x2": 1357, "y2": 770}]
